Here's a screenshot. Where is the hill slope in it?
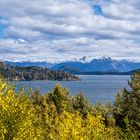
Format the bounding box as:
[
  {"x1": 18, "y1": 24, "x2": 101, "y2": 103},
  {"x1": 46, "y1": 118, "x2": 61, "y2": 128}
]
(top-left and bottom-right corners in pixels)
[{"x1": 0, "y1": 62, "x2": 80, "y2": 81}]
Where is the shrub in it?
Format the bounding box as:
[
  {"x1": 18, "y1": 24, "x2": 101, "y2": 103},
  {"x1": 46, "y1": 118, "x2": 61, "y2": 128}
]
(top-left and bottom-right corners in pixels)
[{"x1": 0, "y1": 78, "x2": 41, "y2": 140}]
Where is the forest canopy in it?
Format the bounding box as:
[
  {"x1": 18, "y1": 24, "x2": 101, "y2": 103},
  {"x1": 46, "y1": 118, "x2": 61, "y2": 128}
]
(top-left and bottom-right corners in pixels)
[{"x1": 0, "y1": 62, "x2": 80, "y2": 81}]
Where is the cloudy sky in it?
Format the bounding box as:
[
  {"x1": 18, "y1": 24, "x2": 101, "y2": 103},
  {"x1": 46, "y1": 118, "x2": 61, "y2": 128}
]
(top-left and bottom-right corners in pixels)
[{"x1": 0, "y1": 0, "x2": 140, "y2": 62}]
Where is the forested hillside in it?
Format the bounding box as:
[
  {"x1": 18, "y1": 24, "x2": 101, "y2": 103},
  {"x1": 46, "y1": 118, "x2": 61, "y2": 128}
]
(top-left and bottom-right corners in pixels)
[{"x1": 0, "y1": 62, "x2": 80, "y2": 81}]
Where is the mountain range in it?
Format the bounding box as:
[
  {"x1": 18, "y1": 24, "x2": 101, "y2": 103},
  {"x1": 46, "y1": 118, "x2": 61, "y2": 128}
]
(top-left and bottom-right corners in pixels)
[{"x1": 4, "y1": 57, "x2": 140, "y2": 74}]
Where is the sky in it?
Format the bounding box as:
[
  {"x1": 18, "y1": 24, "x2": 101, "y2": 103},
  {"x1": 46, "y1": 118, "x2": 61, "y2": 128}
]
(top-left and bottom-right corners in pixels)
[{"x1": 0, "y1": 0, "x2": 140, "y2": 62}]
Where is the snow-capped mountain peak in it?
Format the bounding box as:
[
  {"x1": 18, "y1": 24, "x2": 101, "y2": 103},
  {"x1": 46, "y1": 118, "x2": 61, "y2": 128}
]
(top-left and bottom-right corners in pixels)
[{"x1": 3, "y1": 56, "x2": 140, "y2": 73}]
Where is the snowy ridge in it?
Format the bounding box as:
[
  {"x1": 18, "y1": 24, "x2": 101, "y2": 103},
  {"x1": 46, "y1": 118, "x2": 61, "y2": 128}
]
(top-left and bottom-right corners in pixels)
[
  {"x1": 3, "y1": 56, "x2": 140, "y2": 73},
  {"x1": 1, "y1": 55, "x2": 140, "y2": 64}
]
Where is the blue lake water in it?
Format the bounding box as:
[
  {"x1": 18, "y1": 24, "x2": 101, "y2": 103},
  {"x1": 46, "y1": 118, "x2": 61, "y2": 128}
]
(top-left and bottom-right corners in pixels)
[{"x1": 15, "y1": 75, "x2": 130, "y2": 104}]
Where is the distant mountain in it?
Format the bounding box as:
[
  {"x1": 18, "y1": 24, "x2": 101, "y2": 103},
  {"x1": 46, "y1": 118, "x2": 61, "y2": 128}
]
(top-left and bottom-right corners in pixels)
[
  {"x1": 4, "y1": 57, "x2": 140, "y2": 74},
  {"x1": 5, "y1": 61, "x2": 55, "y2": 68},
  {"x1": 51, "y1": 57, "x2": 140, "y2": 73}
]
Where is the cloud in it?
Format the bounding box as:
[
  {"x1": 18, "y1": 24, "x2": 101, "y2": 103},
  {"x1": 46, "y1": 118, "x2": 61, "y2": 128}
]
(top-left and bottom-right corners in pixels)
[{"x1": 0, "y1": 0, "x2": 140, "y2": 61}]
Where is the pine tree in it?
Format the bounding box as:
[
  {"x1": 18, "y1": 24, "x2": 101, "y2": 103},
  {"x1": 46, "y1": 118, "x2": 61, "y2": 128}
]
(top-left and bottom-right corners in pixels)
[{"x1": 113, "y1": 71, "x2": 140, "y2": 136}]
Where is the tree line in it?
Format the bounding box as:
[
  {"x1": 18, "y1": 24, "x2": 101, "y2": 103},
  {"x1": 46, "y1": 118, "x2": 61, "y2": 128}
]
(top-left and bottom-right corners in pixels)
[{"x1": 0, "y1": 62, "x2": 80, "y2": 81}]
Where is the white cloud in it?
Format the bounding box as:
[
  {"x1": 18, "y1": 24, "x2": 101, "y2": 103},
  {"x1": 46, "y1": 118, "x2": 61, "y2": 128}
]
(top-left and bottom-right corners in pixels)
[{"x1": 0, "y1": 0, "x2": 140, "y2": 61}]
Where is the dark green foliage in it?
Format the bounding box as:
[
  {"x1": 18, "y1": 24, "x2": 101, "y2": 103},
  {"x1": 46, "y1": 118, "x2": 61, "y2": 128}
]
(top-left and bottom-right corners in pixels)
[
  {"x1": 46, "y1": 84, "x2": 70, "y2": 114},
  {"x1": 71, "y1": 93, "x2": 93, "y2": 118},
  {"x1": 0, "y1": 62, "x2": 80, "y2": 81},
  {"x1": 94, "y1": 102, "x2": 115, "y2": 127},
  {"x1": 31, "y1": 85, "x2": 92, "y2": 118},
  {"x1": 113, "y1": 71, "x2": 140, "y2": 137}
]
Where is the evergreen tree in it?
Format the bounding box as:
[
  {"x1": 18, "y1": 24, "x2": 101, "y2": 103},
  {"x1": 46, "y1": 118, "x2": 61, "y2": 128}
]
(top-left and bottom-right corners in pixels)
[
  {"x1": 71, "y1": 93, "x2": 92, "y2": 118},
  {"x1": 47, "y1": 84, "x2": 70, "y2": 114},
  {"x1": 113, "y1": 71, "x2": 140, "y2": 136}
]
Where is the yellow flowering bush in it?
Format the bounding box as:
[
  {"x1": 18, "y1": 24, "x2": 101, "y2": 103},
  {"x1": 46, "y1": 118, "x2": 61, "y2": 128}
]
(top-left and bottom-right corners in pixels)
[
  {"x1": 42, "y1": 110, "x2": 117, "y2": 140},
  {"x1": 0, "y1": 78, "x2": 40, "y2": 140}
]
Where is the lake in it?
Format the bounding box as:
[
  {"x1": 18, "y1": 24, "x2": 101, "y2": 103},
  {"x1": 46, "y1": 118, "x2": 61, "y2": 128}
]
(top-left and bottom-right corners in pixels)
[{"x1": 15, "y1": 75, "x2": 130, "y2": 104}]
